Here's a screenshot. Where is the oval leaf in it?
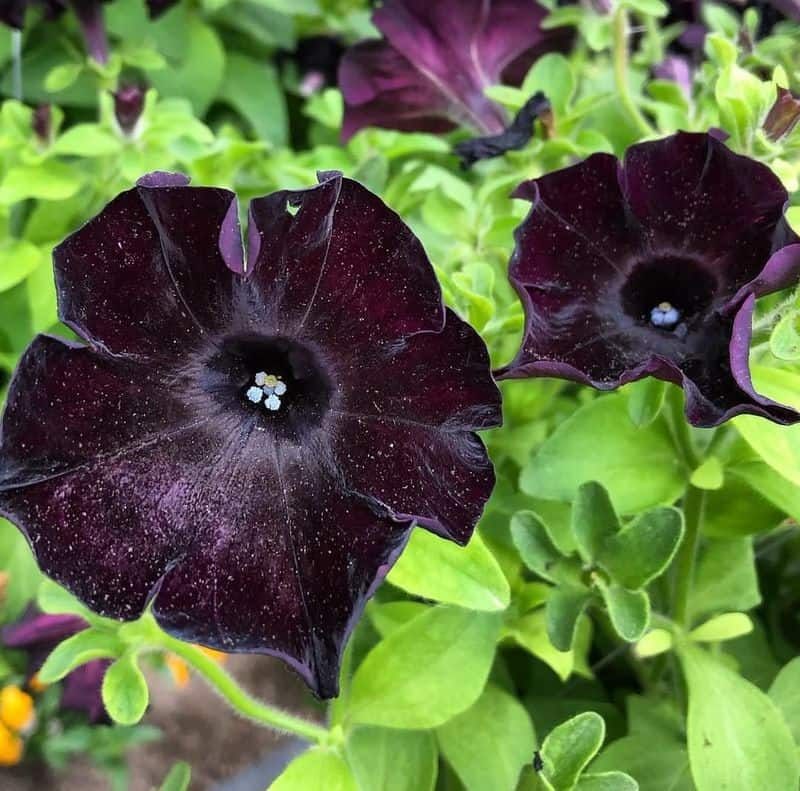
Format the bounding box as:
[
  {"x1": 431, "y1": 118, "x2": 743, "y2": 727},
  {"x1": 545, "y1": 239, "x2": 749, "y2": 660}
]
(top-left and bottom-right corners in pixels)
[
  {"x1": 347, "y1": 727, "x2": 437, "y2": 791},
  {"x1": 38, "y1": 629, "x2": 125, "y2": 683},
  {"x1": 541, "y1": 712, "x2": 606, "y2": 790},
  {"x1": 348, "y1": 607, "x2": 501, "y2": 729},
  {"x1": 388, "y1": 529, "x2": 510, "y2": 612},
  {"x1": 102, "y1": 653, "x2": 149, "y2": 726},
  {"x1": 269, "y1": 748, "x2": 357, "y2": 791}
]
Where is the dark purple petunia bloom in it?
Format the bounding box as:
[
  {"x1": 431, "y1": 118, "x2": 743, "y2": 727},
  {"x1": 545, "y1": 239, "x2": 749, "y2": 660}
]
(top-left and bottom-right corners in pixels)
[
  {"x1": 497, "y1": 132, "x2": 800, "y2": 427},
  {"x1": 338, "y1": 0, "x2": 572, "y2": 140},
  {"x1": 2, "y1": 612, "x2": 110, "y2": 723},
  {"x1": 0, "y1": 172, "x2": 501, "y2": 698}
]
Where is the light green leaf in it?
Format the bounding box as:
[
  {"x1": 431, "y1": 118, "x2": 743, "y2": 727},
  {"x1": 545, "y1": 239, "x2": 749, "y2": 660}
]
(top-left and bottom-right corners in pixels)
[
  {"x1": 634, "y1": 629, "x2": 673, "y2": 659},
  {"x1": 541, "y1": 712, "x2": 606, "y2": 790},
  {"x1": 689, "y1": 613, "x2": 753, "y2": 643},
  {"x1": 598, "y1": 508, "x2": 684, "y2": 590},
  {"x1": 546, "y1": 587, "x2": 592, "y2": 652},
  {"x1": 511, "y1": 511, "x2": 564, "y2": 582},
  {"x1": 388, "y1": 529, "x2": 510, "y2": 612},
  {"x1": 39, "y1": 629, "x2": 125, "y2": 683},
  {"x1": 37, "y1": 578, "x2": 94, "y2": 619},
  {"x1": 627, "y1": 379, "x2": 666, "y2": 428},
  {"x1": 593, "y1": 735, "x2": 692, "y2": 791},
  {"x1": 521, "y1": 395, "x2": 687, "y2": 514},
  {"x1": 576, "y1": 772, "x2": 639, "y2": 791},
  {"x1": 690, "y1": 538, "x2": 760, "y2": 621},
  {"x1": 0, "y1": 519, "x2": 41, "y2": 621},
  {"x1": 734, "y1": 367, "x2": 800, "y2": 486},
  {"x1": 769, "y1": 658, "x2": 800, "y2": 745},
  {"x1": 600, "y1": 586, "x2": 650, "y2": 643},
  {"x1": 368, "y1": 601, "x2": 429, "y2": 638},
  {"x1": 269, "y1": 748, "x2": 357, "y2": 791},
  {"x1": 50, "y1": 124, "x2": 121, "y2": 157},
  {"x1": 157, "y1": 762, "x2": 191, "y2": 791},
  {"x1": 347, "y1": 728, "x2": 437, "y2": 791},
  {"x1": 0, "y1": 240, "x2": 47, "y2": 293},
  {"x1": 770, "y1": 312, "x2": 800, "y2": 361},
  {"x1": 521, "y1": 54, "x2": 575, "y2": 116},
  {"x1": 348, "y1": 607, "x2": 501, "y2": 729},
  {"x1": 680, "y1": 644, "x2": 799, "y2": 791},
  {"x1": 102, "y1": 653, "x2": 148, "y2": 725},
  {"x1": 0, "y1": 163, "x2": 82, "y2": 203},
  {"x1": 571, "y1": 481, "x2": 619, "y2": 563},
  {"x1": 690, "y1": 457, "x2": 724, "y2": 491},
  {"x1": 44, "y1": 62, "x2": 83, "y2": 93},
  {"x1": 437, "y1": 684, "x2": 536, "y2": 791}
]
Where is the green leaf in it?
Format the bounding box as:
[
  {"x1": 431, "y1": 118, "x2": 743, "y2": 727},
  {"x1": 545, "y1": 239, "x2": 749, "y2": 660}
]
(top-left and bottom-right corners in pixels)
[
  {"x1": 101, "y1": 653, "x2": 149, "y2": 725},
  {"x1": 546, "y1": 587, "x2": 592, "y2": 652},
  {"x1": 157, "y1": 762, "x2": 191, "y2": 791},
  {"x1": 219, "y1": 53, "x2": 287, "y2": 145},
  {"x1": 511, "y1": 511, "x2": 564, "y2": 582},
  {"x1": 348, "y1": 607, "x2": 501, "y2": 729},
  {"x1": 679, "y1": 644, "x2": 799, "y2": 791},
  {"x1": 623, "y1": 0, "x2": 668, "y2": 15},
  {"x1": 0, "y1": 163, "x2": 83, "y2": 204},
  {"x1": 37, "y1": 578, "x2": 94, "y2": 619},
  {"x1": 437, "y1": 684, "x2": 536, "y2": 791},
  {"x1": 634, "y1": 628, "x2": 673, "y2": 659},
  {"x1": 734, "y1": 367, "x2": 800, "y2": 486},
  {"x1": 593, "y1": 735, "x2": 691, "y2": 791},
  {"x1": 690, "y1": 457, "x2": 724, "y2": 491},
  {"x1": 571, "y1": 481, "x2": 619, "y2": 563},
  {"x1": 0, "y1": 240, "x2": 47, "y2": 293},
  {"x1": 521, "y1": 54, "x2": 575, "y2": 116},
  {"x1": 598, "y1": 508, "x2": 684, "y2": 590},
  {"x1": 44, "y1": 62, "x2": 84, "y2": 93},
  {"x1": 770, "y1": 312, "x2": 800, "y2": 361},
  {"x1": 388, "y1": 529, "x2": 510, "y2": 612},
  {"x1": 540, "y1": 712, "x2": 606, "y2": 790},
  {"x1": 0, "y1": 519, "x2": 41, "y2": 621},
  {"x1": 627, "y1": 379, "x2": 666, "y2": 428},
  {"x1": 50, "y1": 124, "x2": 121, "y2": 157},
  {"x1": 521, "y1": 395, "x2": 687, "y2": 514},
  {"x1": 576, "y1": 772, "x2": 639, "y2": 791},
  {"x1": 39, "y1": 629, "x2": 125, "y2": 683},
  {"x1": 149, "y1": 18, "x2": 225, "y2": 114},
  {"x1": 269, "y1": 748, "x2": 357, "y2": 791},
  {"x1": 600, "y1": 585, "x2": 650, "y2": 643},
  {"x1": 690, "y1": 538, "x2": 760, "y2": 621},
  {"x1": 689, "y1": 613, "x2": 753, "y2": 643},
  {"x1": 368, "y1": 601, "x2": 429, "y2": 638},
  {"x1": 347, "y1": 728, "x2": 437, "y2": 791},
  {"x1": 769, "y1": 658, "x2": 800, "y2": 745}
]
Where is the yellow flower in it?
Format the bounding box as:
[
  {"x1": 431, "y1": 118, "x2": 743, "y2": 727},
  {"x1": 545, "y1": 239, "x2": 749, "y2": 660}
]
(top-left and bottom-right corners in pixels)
[
  {"x1": 0, "y1": 721, "x2": 23, "y2": 767},
  {"x1": 166, "y1": 646, "x2": 228, "y2": 688},
  {"x1": 0, "y1": 686, "x2": 35, "y2": 733}
]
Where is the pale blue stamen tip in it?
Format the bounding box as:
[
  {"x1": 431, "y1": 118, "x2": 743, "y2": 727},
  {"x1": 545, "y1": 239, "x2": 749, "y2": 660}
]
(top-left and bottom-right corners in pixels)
[
  {"x1": 246, "y1": 386, "x2": 264, "y2": 404},
  {"x1": 265, "y1": 393, "x2": 281, "y2": 411},
  {"x1": 650, "y1": 302, "x2": 680, "y2": 328}
]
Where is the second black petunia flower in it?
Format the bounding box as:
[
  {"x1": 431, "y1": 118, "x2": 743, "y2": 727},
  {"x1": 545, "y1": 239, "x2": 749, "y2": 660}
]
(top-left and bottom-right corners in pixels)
[
  {"x1": 497, "y1": 132, "x2": 800, "y2": 427},
  {"x1": 0, "y1": 172, "x2": 501, "y2": 698}
]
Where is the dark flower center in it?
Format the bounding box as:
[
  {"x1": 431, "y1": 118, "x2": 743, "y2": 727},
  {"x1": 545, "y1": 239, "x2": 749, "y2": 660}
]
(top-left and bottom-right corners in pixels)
[
  {"x1": 202, "y1": 335, "x2": 333, "y2": 439},
  {"x1": 620, "y1": 257, "x2": 718, "y2": 333}
]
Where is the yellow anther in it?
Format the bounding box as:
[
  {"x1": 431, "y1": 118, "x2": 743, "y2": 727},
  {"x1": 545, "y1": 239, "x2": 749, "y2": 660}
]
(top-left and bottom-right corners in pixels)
[
  {"x1": 264, "y1": 375, "x2": 280, "y2": 387},
  {"x1": 657, "y1": 301, "x2": 673, "y2": 311},
  {"x1": 0, "y1": 722, "x2": 22, "y2": 767},
  {"x1": 0, "y1": 686, "x2": 35, "y2": 733},
  {"x1": 166, "y1": 655, "x2": 190, "y2": 688}
]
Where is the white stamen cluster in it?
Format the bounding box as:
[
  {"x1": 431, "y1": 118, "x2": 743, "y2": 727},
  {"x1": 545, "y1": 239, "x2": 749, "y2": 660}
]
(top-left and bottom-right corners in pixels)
[
  {"x1": 246, "y1": 372, "x2": 287, "y2": 411},
  {"x1": 650, "y1": 301, "x2": 680, "y2": 329}
]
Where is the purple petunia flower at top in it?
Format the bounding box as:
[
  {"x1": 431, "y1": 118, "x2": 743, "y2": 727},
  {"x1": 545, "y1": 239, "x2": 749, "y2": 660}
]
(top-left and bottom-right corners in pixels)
[
  {"x1": 2, "y1": 612, "x2": 109, "y2": 723},
  {"x1": 0, "y1": 171, "x2": 501, "y2": 698},
  {"x1": 497, "y1": 132, "x2": 800, "y2": 428},
  {"x1": 338, "y1": 0, "x2": 572, "y2": 141}
]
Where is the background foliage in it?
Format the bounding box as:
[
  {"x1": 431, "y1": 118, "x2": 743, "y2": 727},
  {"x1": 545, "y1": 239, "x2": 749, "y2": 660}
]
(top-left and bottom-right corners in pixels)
[{"x1": 1, "y1": 0, "x2": 800, "y2": 790}]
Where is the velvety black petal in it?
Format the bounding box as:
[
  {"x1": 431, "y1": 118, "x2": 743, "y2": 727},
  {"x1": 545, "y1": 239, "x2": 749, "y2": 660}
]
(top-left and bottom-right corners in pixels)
[
  {"x1": 340, "y1": 0, "x2": 569, "y2": 139},
  {"x1": 54, "y1": 179, "x2": 241, "y2": 361},
  {"x1": 0, "y1": 173, "x2": 500, "y2": 698},
  {"x1": 500, "y1": 132, "x2": 800, "y2": 427}
]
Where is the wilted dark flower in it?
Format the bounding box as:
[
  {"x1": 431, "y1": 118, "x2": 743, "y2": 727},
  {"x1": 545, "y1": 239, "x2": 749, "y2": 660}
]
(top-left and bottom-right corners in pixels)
[
  {"x1": 339, "y1": 0, "x2": 571, "y2": 140},
  {"x1": 31, "y1": 104, "x2": 52, "y2": 144},
  {"x1": 291, "y1": 35, "x2": 344, "y2": 97},
  {"x1": 454, "y1": 92, "x2": 551, "y2": 167},
  {"x1": 497, "y1": 132, "x2": 800, "y2": 427},
  {"x1": 2, "y1": 612, "x2": 109, "y2": 723},
  {"x1": 113, "y1": 83, "x2": 146, "y2": 135},
  {"x1": 764, "y1": 87, "x2": 800, "y2": 140},
  {"x1": 653, "y1": 55, "x2": 693, "y2": 101},
  {"x1": 0, "y1": 172, "x2": 501, "y2": 698}
]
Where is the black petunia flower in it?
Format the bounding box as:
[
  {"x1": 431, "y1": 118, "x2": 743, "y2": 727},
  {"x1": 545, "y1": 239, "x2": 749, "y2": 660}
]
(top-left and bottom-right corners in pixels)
[
  {"x1": 0, "y1": 171, "x2": 501, "y2": 698},
  {"x1": 2, "y1": 612, "x2": 109, "y2": 723},
  {"x1": 338, "y1": 0, "x2": 572, "y2": 140},
  {"x1": 497, "y1": 132, "x2": 800, "y2": 427}
]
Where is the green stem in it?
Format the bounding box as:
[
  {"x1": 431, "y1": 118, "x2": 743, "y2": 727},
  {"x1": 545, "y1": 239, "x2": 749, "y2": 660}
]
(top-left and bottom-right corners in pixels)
[
  {"x1": 666, "y1": 390, "x2": 699, "y2": 469},
  {"x1": 612, "y1": 6, "x2": 655, "y2": 138},
  {"x1": 156, "y1": 633, "x2": 329, "y2": 744},
  {"x1": 672, "y1": 485, "x2": 706, "y2": 628}
]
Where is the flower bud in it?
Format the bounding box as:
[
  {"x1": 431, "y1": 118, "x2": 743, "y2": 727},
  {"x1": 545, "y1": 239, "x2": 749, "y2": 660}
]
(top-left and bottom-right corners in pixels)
[
  {"x1": 113, "y1": 83, "x2": 145, "y2": 135},
  {"x1": 764, "y1": 87, "x2": 800, "y2": 142}
]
